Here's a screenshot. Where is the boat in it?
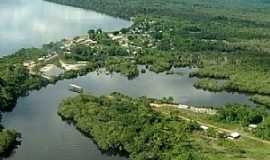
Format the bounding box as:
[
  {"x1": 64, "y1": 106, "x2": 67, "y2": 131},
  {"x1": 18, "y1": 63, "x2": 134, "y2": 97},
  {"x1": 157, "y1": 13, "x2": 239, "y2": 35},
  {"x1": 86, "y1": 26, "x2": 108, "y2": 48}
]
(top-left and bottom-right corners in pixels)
[{"x1": 69, "y1": 84, "x2": 83, "y2": 93}]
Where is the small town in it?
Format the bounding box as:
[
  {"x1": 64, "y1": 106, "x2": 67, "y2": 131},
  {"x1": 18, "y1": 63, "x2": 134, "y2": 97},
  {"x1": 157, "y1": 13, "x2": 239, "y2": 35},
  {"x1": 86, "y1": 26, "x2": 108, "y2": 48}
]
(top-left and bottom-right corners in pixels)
[{"x1": 1, "y1": 0, "x2": 270, "y2": 160}]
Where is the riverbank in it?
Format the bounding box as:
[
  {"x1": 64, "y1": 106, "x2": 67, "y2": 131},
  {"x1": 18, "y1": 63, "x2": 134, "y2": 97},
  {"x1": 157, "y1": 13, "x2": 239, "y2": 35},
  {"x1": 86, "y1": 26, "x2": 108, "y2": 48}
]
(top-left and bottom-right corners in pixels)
[
  {"x1": 44, "y1": 0, "x2": 270, "y2": 107},
  {"x1": 58, "y1": 93, "x2": 270, "y2": 160},
  {"x1": 151, "y1": 101, "x2": 270, "y2": 160},
  {"x1": 0, "y1": 129, "x2": 18, "y2": 157},
  {"x1": 0, "y1": 0, "x2": 131, "y2": 56},
  {"x1": 1, "y1": 0, "x2": 270, "y2": 158},
  {"x1": 2, "y1": 11, "x2": 270, "y2": 111},
  {"x1": 0, "y1": 15, "x2": 267, "y2": 157}
]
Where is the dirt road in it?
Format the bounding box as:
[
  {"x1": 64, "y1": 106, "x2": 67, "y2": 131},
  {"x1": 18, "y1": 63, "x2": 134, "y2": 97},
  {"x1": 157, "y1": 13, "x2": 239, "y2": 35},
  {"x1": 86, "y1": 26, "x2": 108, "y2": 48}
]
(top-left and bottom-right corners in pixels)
[{"x1": 150, "y1": 103, "x2": 270, "y2": 145}]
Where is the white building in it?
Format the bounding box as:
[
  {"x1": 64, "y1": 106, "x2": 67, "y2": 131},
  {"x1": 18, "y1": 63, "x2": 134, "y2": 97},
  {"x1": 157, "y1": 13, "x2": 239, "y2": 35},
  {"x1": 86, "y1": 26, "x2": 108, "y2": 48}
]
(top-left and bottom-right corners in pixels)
[
  {"x1": 228, "y1": 132, "x2": 241, "y2": 139},
  {"x1": 177, "y1": 104, "x2": 189, "y2": 109},
  {"x1": 249, "y1": 124, "x2": 258, "y2": 129},
  {"x1": 200, "y1": 125, "x2": 209, "y2": 130}
]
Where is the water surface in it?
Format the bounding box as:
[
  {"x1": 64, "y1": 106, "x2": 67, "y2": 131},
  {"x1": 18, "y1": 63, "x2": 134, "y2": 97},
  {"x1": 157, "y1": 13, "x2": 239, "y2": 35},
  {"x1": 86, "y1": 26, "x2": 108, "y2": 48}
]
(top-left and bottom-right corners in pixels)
[
  {"x1": 0, "y1": 0, "x2": 131, "y2": 56},
  {"x1": 0, "y1": 1, "x2": 254, "y2": 160},
  {"x1": 2, "y1": 68, "x2": 253, "y2": 160}
]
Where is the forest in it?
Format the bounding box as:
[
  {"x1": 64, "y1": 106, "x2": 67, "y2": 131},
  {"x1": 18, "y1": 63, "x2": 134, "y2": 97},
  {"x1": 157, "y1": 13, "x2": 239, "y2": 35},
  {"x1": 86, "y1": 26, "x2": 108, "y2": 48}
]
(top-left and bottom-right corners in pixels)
[
  {"x1": 193, "y1": 78, "x2": 225, "y2": 92},
  {"x1": 215, "y1": 104, "x2": 270, "y2": 140},
  {"x1": 1, "y1": 0, "x2": 270, "y2": 157},
  {"x1": 42, "y1": 0, "x2": 270, "y2": 159},
  {"x1": 59, "y1": 93, "x2": 270, "y2": 160},
  {"x1": 44, "y1": 0, "x2": 270, "y2": 99},
  {"x1": 0, "y1": 129, "x2": 17, "y2": 156},
  {"x1": 0, "y1": 48, "x2": 49, "y2": 111},
  {"x1": 45, "y1": 0, "x2": 270, "y2": 22},
  {"x1": 58, "y1": 93, "x2": 204, "y2": 160},
  {"x1": 57, "y1": 16, "x2": 270, "y2": 103},
  {"x1": 250, "y1": 95, "x2": 270, "y2": 108},
  {"x1": 0, "y1": 48, "x2": 52, "y2": 154}
]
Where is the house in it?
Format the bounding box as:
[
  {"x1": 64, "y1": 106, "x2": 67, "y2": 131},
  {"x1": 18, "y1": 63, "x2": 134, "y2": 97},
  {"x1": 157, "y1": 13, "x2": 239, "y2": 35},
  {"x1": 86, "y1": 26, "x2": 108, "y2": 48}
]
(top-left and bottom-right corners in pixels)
[
  {"x1": 249, "y1": 124, "x2": 257, "y2": 129},
  {"x1": 23, "y1": 62, "x2": 31, "y2": 67},
  {"x1": 78, "y1": 39, "x2": 97, "y2": 46},
  {"x1": 177, "y1": 104, "x2": 189, "y2": 109},
  {"x1": 38, "y1": 57, "x2": 45, "y2": 61},
  {"x1": 108, "y1": 33, "x2": 114, "y2": 38},
  {"x1": 200, "y1": 125, "x2": 209, "y2": 130},
  {"x1": 40, "y1": 64, "x2": 64, "y2": 78},
  {"x1": 228, "y1": 132, "x2": 240, "y2": 140},
  {"x1": 75, "y1": 38, "x2": 85, "y2": 44},
  {"x1": 112, "y1": 35, "x2": 124, "y2": 41},
  {"x1": 23, "y1": 61, "x2": 35, "y2": 68},
  {"x1": 84, "y1": 39, "x2": 97, "y2": 44}
]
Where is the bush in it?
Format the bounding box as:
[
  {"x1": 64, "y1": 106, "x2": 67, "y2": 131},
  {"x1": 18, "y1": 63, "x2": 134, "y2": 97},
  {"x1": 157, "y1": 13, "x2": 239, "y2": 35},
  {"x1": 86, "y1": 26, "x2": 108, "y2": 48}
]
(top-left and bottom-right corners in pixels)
[
  {"x1": 58, "y1": 93, "x2": 205, "y2": 160},
  {"x1": 215, "y1": 104, "x2": 266, "y2": 126}
]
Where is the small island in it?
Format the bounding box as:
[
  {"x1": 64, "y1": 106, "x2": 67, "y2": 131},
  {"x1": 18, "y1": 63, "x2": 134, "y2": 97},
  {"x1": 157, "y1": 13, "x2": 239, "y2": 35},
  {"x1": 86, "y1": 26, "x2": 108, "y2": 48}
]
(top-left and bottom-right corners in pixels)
[{"x1": 58, "y1": 92, "x2": 270, "y2": 160}]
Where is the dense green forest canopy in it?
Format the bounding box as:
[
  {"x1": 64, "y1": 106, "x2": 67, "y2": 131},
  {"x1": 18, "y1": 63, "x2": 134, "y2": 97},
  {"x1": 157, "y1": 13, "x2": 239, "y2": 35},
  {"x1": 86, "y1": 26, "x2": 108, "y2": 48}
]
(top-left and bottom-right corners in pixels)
[
  {"x1": 46, "y1": 0, "x2": 270, "y2": 24},
  {"x1": 41, "y1": 1, "x2": 270, "y2": 158},
  {"x1": 214, "y1": 104, "x2": 270, "y2": 140},
  {"x1": 0, "y1": 48, "x2": 49, "y2": 111},
  {"x1": 0, "y1": 129, "x2": 17, "y2": 155},
  {"x1": 59, "y1": 93, "x2": 270, "y2": 159},
  {"x1": 58, "y1": 93, "x2": 204, "y2": 160},
  {"x1": 61, "y1": 17, "x2": 270, "y2": 97},
  {"x1": 1, "y1": 0, "x2": 270, "y2": 157}
]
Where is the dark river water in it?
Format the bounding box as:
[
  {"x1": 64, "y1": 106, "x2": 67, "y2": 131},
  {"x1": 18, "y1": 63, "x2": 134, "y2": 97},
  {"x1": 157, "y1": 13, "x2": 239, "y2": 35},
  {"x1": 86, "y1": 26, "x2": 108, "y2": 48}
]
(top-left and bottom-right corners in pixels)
[
  {"x1": 2, "y1": 67, "x2": 253, "y2": 160},
  {"x1": 0, "y1": 0, "x2": 131, "y2": 56},
  {"x1": 0, "y1": 0, "x2": 254, "y2": 160}
]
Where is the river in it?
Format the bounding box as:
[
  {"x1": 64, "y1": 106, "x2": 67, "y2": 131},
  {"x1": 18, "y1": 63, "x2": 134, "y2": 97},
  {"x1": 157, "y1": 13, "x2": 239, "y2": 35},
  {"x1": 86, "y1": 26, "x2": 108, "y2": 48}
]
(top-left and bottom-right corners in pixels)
[
  {"x1": 1, "y1": 0, "x2": 254, "y2": 160},
  {"x1": 2, "y1": 67, "x2": 254, "y2": 160},
  {"x1": 0, "y1": 0, "x2": 131, "y2": 56}
]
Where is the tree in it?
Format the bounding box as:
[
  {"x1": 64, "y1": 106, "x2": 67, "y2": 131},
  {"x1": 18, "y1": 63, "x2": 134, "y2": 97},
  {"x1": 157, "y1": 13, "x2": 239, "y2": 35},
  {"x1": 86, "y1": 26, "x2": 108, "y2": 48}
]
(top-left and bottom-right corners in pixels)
[
  {"x1": 0, "y1": 78, "x2": 5, "y2": 86},
  {"x1": 97, "y1": 28, "x2": 103, "y2": 34},
  {"x1": 88, "y1": 29, "x2": 96, "y2": 40},
  {"x1": 120, "y1": 28, "x2": 129, "y2": 34},
  {"x1": 255, "y1": 117, "x2": 270, "y2": 140}
]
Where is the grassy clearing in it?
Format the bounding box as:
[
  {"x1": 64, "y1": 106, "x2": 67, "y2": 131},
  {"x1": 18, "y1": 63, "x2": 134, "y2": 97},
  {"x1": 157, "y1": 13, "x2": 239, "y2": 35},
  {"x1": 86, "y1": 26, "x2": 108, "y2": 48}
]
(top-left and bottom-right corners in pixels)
[{"x1": 151, "y1": 104, "x2": 270, "y2": 160}]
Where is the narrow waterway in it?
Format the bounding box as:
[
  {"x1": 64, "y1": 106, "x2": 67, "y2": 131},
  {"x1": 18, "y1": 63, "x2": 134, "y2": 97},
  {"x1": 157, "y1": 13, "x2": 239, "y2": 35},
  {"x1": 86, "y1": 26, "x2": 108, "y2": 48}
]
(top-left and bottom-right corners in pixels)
[
  {"x1": 2, "y1": 67, "x2": 253, "y2": 160},
  {"x1": 0, "y1": 0, "x2": 255, "y2": 159}
]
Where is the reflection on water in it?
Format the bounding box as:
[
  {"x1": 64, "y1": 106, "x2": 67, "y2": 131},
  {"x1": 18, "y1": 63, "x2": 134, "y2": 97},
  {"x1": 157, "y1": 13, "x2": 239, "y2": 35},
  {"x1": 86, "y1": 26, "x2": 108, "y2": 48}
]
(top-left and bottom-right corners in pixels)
[
  {"x1": 0, "y1": 1, "x2": 254, "y2": 160},
  {"x1": 2, "y1": 68, "x2": 253, "y2": 160},
  {"x1": 0, "y1": 0, "x2": 131, "y2": 56},
  {"x1": 77, "y1": 67, "x2": 253, "y2": 107}
]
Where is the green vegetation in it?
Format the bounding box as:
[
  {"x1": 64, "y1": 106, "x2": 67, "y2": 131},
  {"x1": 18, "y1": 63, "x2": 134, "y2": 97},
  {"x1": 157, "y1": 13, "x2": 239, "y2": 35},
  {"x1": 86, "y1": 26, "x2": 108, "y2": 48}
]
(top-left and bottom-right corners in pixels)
[
  {"x1": 46, "y1": 0, "x2": 270, "y2": 97},
  {"x1": 59, "y1": 93, "x2": 204, "y2": 160},
  {"x1": 46, "y1": 0, "x2": 270, "y2": 22},
  {"x1": 58, "y1": 15, "x2": 270, "y2": 97},
  {"x1": 0, "y1": 48, "x2": 48, "y2": 156},
  {"x1": 105, "y1": 58, "x2": 139, "y2": 78},
  {"x1": 193, "y1": 78, "x2": 225, "y2": 92},
  {"x1": 0, "y1": 129, "x2": 17, "y2": 155},
  {"x1": 250, "y1": 95, "x2": 270, "y2": 108},
  {"x1": 192, "y1": 66, "x2": 270, "y2": 95},
  {"x1": 154, "y1": 105, "x2": 270, "y2": 160},
  {"x1": 214, "y1": 104, "x2": 270, "y2": 140},
  {"x1": 215, "y1": 104, "x2": 266, "y2": 127},
  {"x1": 2, "y1": 0, "x2": 270, "y2": 158},
  {"x1": 0, "y1": 48, "x2": 49, "y2": 111},
  {"x1": 59, "y1": 93, "x2": 270, "y2": 160},
  {"x1": 255, "y1": 117, "x2": 270, "y2": 140}
]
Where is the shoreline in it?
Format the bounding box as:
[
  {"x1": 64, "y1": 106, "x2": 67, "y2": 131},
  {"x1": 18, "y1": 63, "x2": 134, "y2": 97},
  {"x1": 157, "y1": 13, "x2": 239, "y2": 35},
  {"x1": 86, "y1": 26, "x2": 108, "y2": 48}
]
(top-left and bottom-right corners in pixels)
[{"x1": 1, "y1": 0, "x2": 270, "y2": 159}]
